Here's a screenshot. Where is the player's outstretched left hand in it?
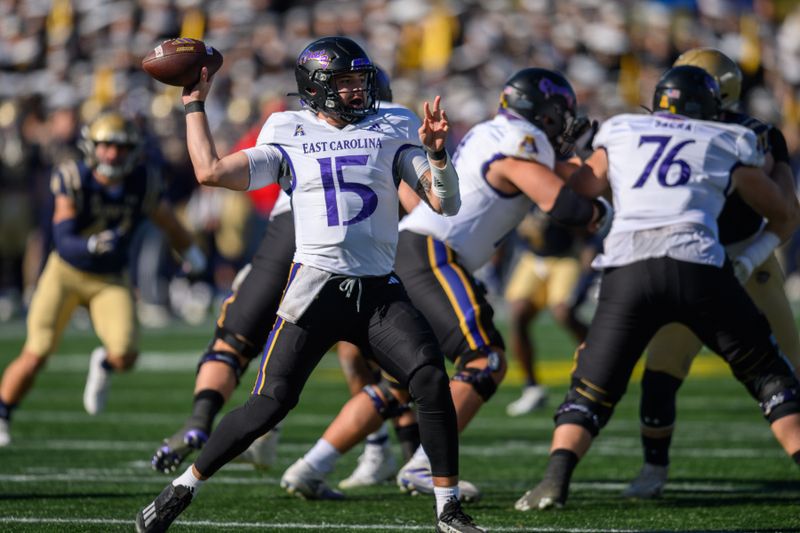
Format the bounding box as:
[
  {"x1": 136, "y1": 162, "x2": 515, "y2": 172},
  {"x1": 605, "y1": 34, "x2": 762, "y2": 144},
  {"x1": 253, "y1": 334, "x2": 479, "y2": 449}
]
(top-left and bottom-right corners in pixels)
[{"x1": 418, "y1": 95, "x2": 449, "y2": 155}]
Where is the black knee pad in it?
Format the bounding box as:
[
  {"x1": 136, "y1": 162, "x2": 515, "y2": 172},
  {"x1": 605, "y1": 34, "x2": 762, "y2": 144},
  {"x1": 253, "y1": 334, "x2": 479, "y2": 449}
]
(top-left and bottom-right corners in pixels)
[
  {"x1": 756, "y1": 373, "x2": 800, "y2": 423},
  {"x1": 554, "y1": 378, "x2": 616, "y2": 436},
  {"x1": 363, "y1": 378, "x2": 411, "y2": 420},
  {"x1": 640, "y1": 370, "x2": 683, "y2": 429},
  {"x1": 213, "y1": 326, "x2": 261, "y2": 360},
  {"x1": 452, "y1": 349, "x2": 504, "y2": 401},
  {"x1": 452, "y1": 367, "x2": 498, "y2": 401},
  {"x1": 729, "y1": 339, "x2": 800, "y2": 422},
  {"x1": 197, "y1": 350, "x2": 247, "y2": 385}
]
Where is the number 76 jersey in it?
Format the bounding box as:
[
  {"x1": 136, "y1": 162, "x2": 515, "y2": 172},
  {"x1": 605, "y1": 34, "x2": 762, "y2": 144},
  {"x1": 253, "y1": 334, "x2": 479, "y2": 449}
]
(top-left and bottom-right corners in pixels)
[
  {"x1": 594, "y1": 112, "x2": 764, "y2": 238},
  {"x1": 250, "y1": 104, "x2": 424, "y2": 277}
]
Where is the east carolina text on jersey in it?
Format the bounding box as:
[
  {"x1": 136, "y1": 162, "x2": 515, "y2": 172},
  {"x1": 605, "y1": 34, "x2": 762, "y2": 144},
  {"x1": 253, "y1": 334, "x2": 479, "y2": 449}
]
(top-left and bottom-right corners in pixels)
[
  {"x1": 246, "y1": 103, "x2": 424, "y2": 276},
  {"x1": 302, "y1": 137, "x2": 383, "y2": 153}
]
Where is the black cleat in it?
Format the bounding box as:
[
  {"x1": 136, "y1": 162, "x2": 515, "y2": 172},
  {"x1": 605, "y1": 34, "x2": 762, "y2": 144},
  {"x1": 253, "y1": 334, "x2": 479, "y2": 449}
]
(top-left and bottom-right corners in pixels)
[
  {"x1": 151, "y1": 429, "x2": 208, "y2": 474},
  {"x1": 435, "y1": 499, "x2": 487, "y2": 533},
  {"x1": 135, "y1": 483, "x2": 194, "y2": 533}
]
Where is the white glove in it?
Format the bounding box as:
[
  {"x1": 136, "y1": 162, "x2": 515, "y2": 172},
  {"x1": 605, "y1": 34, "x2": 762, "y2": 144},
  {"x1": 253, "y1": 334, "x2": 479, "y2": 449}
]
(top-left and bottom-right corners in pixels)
[
  {"x1": 731, "y1": 231, "x2": 780, "y2": 285},
  {"x1": 87, "y1": 230, "x2": 118, "y2": 255},
  {"x1": 732, "y1": 255, "x2": 755, "y2": 284},
  {"x1": 182, "y1": 244, "x2": 207, "y2": 276}
]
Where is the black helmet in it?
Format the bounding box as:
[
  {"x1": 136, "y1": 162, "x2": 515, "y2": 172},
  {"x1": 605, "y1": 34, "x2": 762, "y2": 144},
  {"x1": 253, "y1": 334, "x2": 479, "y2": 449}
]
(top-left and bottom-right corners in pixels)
[
  {"x1": 375, "y1": 65, "x2": 393, "y2": 102},
  {"x1": 652, "y1": 65, "x2": 721, "y2": 120},
  {"x1": 499, "y1": 68, "x2": 577, "y2": 153},
  {"x1": 294, "y1": 36, "x2": 378, "y2": 123}
]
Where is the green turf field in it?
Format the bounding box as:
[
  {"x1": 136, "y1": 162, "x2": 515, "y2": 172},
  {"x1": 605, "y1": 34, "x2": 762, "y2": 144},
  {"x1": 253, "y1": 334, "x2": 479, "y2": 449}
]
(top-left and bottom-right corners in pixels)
[{"x1": 0, "y1": 317, "x2": 798, "y2": 532}]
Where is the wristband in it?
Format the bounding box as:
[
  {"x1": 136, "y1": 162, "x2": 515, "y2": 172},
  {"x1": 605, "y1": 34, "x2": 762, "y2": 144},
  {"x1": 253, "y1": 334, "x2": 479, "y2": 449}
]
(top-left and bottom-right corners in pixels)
[
  {"x1": 184, "y1": 101, "x2": 206, "y2": 114},
  {"x1": 425, "y1": 147, "x2": 447, "y2": 161}
]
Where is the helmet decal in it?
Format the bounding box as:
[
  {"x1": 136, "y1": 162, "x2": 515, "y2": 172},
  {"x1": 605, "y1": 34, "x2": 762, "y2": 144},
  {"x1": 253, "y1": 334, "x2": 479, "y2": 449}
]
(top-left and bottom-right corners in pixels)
[
  {"x1": 538, "y1": 77, "x2": 575, "y2": 107},
  {"x1": 299, "y1": 50, "x2": 332, "y2": 69},
  {"x1": 498, "y1": 68, "x2": 578, "y2": 157}
]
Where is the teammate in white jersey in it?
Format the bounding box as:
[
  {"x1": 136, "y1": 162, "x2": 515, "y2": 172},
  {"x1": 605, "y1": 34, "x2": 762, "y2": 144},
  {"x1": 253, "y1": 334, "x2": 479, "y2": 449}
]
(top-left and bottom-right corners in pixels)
[
  {"x1": 625, "y1": 48, "x2": 800, "y2": 499},
  {"x1": 136, "y1": 37, "x2": 486, "y2": 533},
  {"x1": 278, "y1": 68, "x2": 611, "y2": 500},
  {"x1": 514, "y1": 65, "x2": 800, "y2": 513}
]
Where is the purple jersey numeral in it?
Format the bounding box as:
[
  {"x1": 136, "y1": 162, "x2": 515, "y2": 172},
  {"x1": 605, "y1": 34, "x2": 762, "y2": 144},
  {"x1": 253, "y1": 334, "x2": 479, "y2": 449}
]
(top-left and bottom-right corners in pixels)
[
  {"x1": 317, "y1": 155, "x2": 378, "y2": 226},
  {"x1": 634, "y1": 135, "x2": 695, "y2": 188}
]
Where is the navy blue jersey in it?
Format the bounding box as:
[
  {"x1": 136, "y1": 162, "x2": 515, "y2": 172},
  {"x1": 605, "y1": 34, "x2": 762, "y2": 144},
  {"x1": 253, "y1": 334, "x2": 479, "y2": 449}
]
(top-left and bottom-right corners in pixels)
[
  {"x1": 51, "y1": 159, "x2": 164, "y2": 273},
  {"x1": 717, "y1": 111, "x2": 773, "y2": 246}
]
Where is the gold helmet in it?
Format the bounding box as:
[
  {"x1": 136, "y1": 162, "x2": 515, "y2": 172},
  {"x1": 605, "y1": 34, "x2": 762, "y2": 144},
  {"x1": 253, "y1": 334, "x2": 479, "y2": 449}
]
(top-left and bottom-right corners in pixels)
[
  {"x1": 79, "y1": 112, "x2": 143, "y2": 180},
  {"x1": 673, "y1": 47, "x2": 742, "y2": 111}
]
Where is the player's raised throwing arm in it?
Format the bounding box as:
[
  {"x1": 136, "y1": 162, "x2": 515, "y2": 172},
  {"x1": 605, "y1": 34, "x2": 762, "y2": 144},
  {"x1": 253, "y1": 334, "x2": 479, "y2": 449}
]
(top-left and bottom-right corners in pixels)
[{"x1": 181, "y1": 67, "x2": 253, "y2": 191}]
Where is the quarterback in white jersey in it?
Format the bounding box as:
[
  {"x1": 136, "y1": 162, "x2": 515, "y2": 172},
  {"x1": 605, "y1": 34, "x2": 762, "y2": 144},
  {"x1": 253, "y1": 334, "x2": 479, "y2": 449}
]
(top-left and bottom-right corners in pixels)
[
  {"x1": 275, "y1": 68, "x2": 612, "y2": 503},
  {"x1": 516, "y1": 65, "x2": 800, "y2": 515},
  {"x1": 137, "y1": 37, "x2": 487, "y2": 533}
]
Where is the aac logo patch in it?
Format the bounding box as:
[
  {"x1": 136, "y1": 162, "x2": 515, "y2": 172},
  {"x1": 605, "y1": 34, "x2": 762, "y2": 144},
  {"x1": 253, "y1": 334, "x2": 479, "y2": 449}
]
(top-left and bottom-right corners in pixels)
[{"x1": 518, "y1": 135, "x2": 538, "y2": 155}]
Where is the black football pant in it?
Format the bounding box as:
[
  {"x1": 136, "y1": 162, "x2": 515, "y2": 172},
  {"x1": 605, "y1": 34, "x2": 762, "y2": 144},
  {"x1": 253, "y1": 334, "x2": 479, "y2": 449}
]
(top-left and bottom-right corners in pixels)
[{"x1": 195, "y1": 272, "x2": 459, "y2": 478}]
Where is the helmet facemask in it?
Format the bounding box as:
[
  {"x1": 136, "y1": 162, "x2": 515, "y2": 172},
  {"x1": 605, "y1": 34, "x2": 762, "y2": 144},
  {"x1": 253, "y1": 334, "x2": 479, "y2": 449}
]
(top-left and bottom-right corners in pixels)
[
  {"x1": 312, "y1": 63, "x2": 378, "y2": 123},
  {"x1": 79, "y1": 112, "x2": 143, "y2": 182},
  {"x1": 294, "y1": 37, "x2": 379, "y2": 124}
]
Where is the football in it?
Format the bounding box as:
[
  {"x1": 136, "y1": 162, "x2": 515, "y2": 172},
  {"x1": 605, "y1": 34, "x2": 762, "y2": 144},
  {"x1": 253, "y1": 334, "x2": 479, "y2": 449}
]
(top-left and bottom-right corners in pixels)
[{"x1": 142, "y1": 38, "x2": 223, "y2": 87}]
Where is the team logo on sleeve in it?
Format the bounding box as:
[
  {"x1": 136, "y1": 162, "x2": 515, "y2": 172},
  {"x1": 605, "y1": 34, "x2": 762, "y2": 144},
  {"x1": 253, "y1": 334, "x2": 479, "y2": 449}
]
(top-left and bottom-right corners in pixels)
[
  {"x1": 518, "y1": 135, "x2": 538, "y2": 155},
  {"x1": 293, "y1": 124, "x2": 305, "y2": 137}
]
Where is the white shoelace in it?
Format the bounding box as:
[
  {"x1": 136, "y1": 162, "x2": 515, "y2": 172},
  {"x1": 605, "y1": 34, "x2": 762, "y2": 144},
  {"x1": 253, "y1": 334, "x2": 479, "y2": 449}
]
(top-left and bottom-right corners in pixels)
[{"x1": 337, "y1": 277, "x2": 363, "y2": 312}]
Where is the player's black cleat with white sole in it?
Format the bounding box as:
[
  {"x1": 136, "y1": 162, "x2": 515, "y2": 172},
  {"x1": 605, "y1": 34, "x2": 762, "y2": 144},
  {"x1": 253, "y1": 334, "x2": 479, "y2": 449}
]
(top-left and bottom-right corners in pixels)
[
  {"x1": 135, "y1": 483, "x2": 194, "y2": 533},
  {"x1": 435, "y1": 499, "x2": 487, "y2": 532}
]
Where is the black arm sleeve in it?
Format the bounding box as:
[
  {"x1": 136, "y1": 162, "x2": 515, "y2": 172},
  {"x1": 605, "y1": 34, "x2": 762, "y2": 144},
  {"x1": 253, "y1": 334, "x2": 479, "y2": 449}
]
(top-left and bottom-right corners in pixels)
[
  {"x1": 546, "y1": 186, "x2": 598, "y2": 227},
  {"x1": 769, "y1": 127, "x2": 790, "y2": 165}
]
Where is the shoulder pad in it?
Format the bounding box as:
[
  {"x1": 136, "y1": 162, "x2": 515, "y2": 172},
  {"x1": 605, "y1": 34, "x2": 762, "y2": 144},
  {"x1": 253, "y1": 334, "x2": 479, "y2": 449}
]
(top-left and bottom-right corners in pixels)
[{"x1": 500, "y1": 119, "x2": 555, "y2": 169}]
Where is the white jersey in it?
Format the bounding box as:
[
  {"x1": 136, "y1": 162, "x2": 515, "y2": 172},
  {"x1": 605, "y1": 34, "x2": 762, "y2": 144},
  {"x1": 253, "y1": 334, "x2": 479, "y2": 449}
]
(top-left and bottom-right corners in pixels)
[
  {"x1": 244, "y1": 104, "x2": 424, "y2": 276},
  {"x1": 400, "y1": 112, "x2": 555, "y2": 272},
  {"x1": 593, "y1": 112, "x2": 763, "y2": 268}
]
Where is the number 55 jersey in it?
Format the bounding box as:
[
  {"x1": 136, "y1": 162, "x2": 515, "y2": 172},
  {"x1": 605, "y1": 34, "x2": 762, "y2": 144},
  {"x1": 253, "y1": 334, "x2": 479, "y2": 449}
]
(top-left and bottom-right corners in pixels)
[
  {"x1": 244, "y1": 103, "x2": 425, "y2": 277},
  {"x1": 592, "y1": 112, "x2": 764, "y2": 269}
]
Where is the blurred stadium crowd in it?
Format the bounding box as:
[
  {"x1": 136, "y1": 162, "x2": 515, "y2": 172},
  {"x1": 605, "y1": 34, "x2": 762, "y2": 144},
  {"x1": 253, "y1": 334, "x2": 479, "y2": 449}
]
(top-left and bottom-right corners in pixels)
[{"x1": 2, "y1": 0, "x2": 800, "y2": 326}]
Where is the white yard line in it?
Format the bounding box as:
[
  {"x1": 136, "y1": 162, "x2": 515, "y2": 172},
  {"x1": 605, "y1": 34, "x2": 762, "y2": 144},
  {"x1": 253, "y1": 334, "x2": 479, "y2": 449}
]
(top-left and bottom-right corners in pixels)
[
  {"x1": 0, "y1": 517, "x2": 655, "y2": 532},
  {"x1": 0, "y1": 468, "x2": 784, "y2": 493},
  {"x1": 6, "y1": 435, "x2": 782, "y2": 459}
]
